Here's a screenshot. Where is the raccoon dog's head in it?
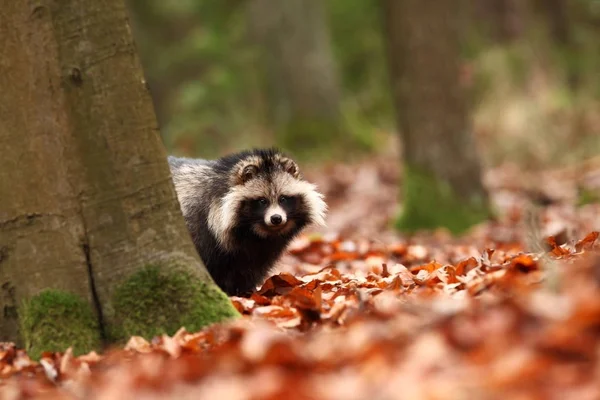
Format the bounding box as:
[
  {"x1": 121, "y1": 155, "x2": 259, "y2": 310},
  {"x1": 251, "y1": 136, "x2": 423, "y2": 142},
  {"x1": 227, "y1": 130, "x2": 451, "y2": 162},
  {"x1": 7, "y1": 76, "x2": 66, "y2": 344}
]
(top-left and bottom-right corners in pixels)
[{"x1": 209, "y1": 148, "x2": 327, "y2": 246}]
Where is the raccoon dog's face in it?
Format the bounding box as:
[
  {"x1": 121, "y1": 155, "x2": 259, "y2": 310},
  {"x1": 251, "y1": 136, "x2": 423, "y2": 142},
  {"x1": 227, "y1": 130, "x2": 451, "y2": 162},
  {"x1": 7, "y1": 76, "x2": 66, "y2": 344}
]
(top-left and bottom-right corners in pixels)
[
  {"x1": 234, "y1": 151, "x2": 326, "y2": 238},
  {"x1": 210, "y1": 149, "x2": 327, "y2": 244}
]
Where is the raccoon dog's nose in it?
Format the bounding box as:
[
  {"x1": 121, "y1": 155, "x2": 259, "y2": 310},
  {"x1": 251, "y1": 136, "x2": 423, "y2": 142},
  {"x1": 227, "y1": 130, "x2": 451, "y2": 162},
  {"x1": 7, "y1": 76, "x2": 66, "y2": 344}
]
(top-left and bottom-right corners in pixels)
[{"x1": 270, "y1": 214, "x2": 283, "y2": 225}]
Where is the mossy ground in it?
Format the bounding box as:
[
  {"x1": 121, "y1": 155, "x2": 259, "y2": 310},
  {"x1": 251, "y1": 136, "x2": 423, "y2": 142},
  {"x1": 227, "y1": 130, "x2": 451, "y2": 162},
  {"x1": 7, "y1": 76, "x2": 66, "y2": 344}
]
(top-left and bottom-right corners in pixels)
[
  {"x1": 108, "y1": 265, "x2": 239, "y2": 342},
  {"x1": 19, "y1": 289, "x2": 102, "y2": 360},
  {"x1": 396, "y1": 165, "x2": 492, "y2": 235}
]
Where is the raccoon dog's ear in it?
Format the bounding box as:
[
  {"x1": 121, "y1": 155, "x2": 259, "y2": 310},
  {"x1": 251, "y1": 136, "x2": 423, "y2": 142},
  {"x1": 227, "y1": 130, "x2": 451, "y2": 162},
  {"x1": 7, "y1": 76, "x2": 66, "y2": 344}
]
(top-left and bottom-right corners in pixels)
[
  {"x1": 238, "y1": 164, "x2": 259, "y2": 184},
  {"x1": 280, "y1": 158, "x2": 300, "y2": 178}
]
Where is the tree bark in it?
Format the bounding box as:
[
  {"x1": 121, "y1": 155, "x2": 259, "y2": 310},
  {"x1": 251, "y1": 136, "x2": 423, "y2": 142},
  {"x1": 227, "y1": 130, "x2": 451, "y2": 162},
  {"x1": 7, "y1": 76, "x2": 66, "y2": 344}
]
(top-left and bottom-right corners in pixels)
[
  {"x1": 246, "y1": 0, "x2": 345, "y2": 156},
  {"x1": 0, "y1": 0, "x2": 237, "y2": 357},
  {"x1": 472, "y1": 0, "x2": 526, "y2": 44},
  {"x1": 381, "y1": 0, "x2": 491, "y2": 234},
  {"x1": 534, "y1": 0, "x2": 580, "y2": 91}
]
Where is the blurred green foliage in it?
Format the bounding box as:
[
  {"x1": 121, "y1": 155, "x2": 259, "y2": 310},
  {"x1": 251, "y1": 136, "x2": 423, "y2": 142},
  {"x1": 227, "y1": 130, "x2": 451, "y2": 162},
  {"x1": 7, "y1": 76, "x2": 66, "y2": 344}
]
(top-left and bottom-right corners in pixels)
[
  {"x1": 128, "y1": 0, "x2": 261, "y2": 157},
  {"x1": 128, "y1": 0, "x2": 395, "y2": 159},
  {"x1": 127, "y1": 0, "x2": 600, "y2": 165},
  {"x1": 327, "y1": 0, "x2": 393, "y2": 129}
]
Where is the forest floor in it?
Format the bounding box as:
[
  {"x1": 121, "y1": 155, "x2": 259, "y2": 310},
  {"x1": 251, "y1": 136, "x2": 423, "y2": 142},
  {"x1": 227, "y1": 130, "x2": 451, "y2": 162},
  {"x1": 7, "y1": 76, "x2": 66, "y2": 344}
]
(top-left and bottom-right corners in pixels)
[{"x1": 2, "y1": 155, "x2": 600, "y2": 400}]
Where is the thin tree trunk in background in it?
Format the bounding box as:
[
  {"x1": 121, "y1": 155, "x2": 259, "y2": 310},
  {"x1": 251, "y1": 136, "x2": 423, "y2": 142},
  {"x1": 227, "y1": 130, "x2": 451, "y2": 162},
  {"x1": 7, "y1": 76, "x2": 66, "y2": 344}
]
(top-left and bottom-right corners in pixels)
[
  {"x1": 473, "y1": 0, "x2": 526, "y2": 43},
  {"x1": 0, "y1": 0, "x2": 236, "y2": 355},
  {"x1": 534, "y1": 0, "x2": 580, "y2": 91},
  {"x1": 246, "y1": 0, "x2": 344, "y2": 156},
  {"x1": 381, "y1": 0, "x2": 490, "y2": 233}
]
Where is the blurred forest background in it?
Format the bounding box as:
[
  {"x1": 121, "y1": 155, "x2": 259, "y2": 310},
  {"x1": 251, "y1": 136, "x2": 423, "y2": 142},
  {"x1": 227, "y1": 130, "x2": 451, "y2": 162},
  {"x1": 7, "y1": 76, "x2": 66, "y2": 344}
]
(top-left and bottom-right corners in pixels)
[{"x1": 126, "y1": 0, "x2": 600, "y2": 169}]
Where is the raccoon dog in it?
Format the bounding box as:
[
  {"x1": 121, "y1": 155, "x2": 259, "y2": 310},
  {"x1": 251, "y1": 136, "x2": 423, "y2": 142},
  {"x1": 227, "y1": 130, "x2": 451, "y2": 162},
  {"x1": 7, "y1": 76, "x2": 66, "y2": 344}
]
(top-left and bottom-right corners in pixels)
[{"x1": 168, "y1": 148, "x2": 327, "y2": 296}]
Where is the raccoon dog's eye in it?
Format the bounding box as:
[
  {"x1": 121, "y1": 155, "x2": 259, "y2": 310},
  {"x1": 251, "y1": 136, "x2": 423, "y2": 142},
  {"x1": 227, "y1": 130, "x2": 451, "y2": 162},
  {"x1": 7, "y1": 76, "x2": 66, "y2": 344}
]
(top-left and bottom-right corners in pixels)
[
  {"x1": 278, "y1": 195, "x2": 288, "y2": 204},
  {"x1": 257, "y1": 197, "x2": 268, "y2": 205}
]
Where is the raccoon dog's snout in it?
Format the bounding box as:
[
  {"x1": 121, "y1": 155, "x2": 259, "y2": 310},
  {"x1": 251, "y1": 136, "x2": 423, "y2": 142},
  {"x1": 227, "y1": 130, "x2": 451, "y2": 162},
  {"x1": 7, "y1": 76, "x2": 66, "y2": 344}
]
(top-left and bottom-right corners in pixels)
[{"x1": 265, "y1": 205, "x2": 287, "y2": 227}]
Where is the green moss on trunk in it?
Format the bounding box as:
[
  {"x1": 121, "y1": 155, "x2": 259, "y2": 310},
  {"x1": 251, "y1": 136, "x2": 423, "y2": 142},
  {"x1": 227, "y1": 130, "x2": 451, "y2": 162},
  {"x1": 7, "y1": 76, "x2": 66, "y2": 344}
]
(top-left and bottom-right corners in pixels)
[
  {"x1": 108, "y1": 265, "x2": 239, "y2": 342},
  {"x1": 396, "y1": 165, "x2": 491, "y2": 234},
  {"x1": 19, "y1": 290, "x2": 102, "y2": 360}
]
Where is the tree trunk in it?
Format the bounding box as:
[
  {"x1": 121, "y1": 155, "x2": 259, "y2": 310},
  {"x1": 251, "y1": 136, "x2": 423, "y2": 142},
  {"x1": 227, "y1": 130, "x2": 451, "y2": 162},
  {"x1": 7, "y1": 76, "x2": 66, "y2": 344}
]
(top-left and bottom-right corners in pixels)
[
  {"x1": 246, "y1": 0, "x2": 346, "y2": 157},
  {"x1": 472, "y1": 0, "x2": 526, "y2": 44},
  {"x1": 0, "y1": 0, "x2": 237, "y2": 358},
  {"x1": 381, "y1": 0, "x2": 491, "y2": 234},
  {"x1": 534, "y1": 0, "x2": 580, "y2": 92}
]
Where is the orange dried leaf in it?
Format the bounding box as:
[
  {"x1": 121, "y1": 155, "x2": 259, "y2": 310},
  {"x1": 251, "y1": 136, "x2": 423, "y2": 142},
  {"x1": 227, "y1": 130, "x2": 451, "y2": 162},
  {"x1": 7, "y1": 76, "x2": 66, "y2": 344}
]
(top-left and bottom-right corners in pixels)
[
  {"x1": 250, "y1": 293, "x2": 272, "y2": 306},
  {"x1": 444, "y1": 266, "x2": 461, "y2": 284},
  {"x1": 275, "y1": 273, "x2": 304, "y2": 287},
  {"x1": 300, "y1": 251, "x2": 323, "y2": 265},
  {"x1": 410, "y1": 261, "x2": 442, "y2": 274},
  {"x1": 454, "y1": 257, "x2": 479, "y2": 276},
  {"x1": 313, "y1": 284, "x2": 323, "y2": 310},
  {"x1": 231, "y1": 299, "x2": 246, "y2": 314},
  {"x1": 390, "y1": 264, "x2": 416, "y2": 286},
  {"x1": 302, "y1": 279, "x2": 321, "y2": 291},
  {"x1": 254, "y1": 305, "x2": 297, "y2": 319},
  {"x1": 575, "y1": 231, "x2": 599, "y2": 252},
  {"x1": 388, "y1": 243, "x2": 407, "y2": 257},
  {"x1": 381, "y1": 263, "x2": 390, "y2": 278},
  {"x1": 329, "y1": 251, "x2": 357, "y2": 262},
  {"x1": 545, "y1": 236, "x2": 571, "y2": 257},
  {"x1": 287, "y1": 287, "x2": 318, "y2": 310},
  {"x1": 386, "y1": 275, "x2": 403, "y2": 291},
  {"x1": 258, "y1": 273, "x2": 303, "y2": 296},
  {"x1": 508, "y1": 254, "x2": 538, "y2": 272},
  {"x1": 125, "y1": 336, "x2": 152, "y2": 353}
]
